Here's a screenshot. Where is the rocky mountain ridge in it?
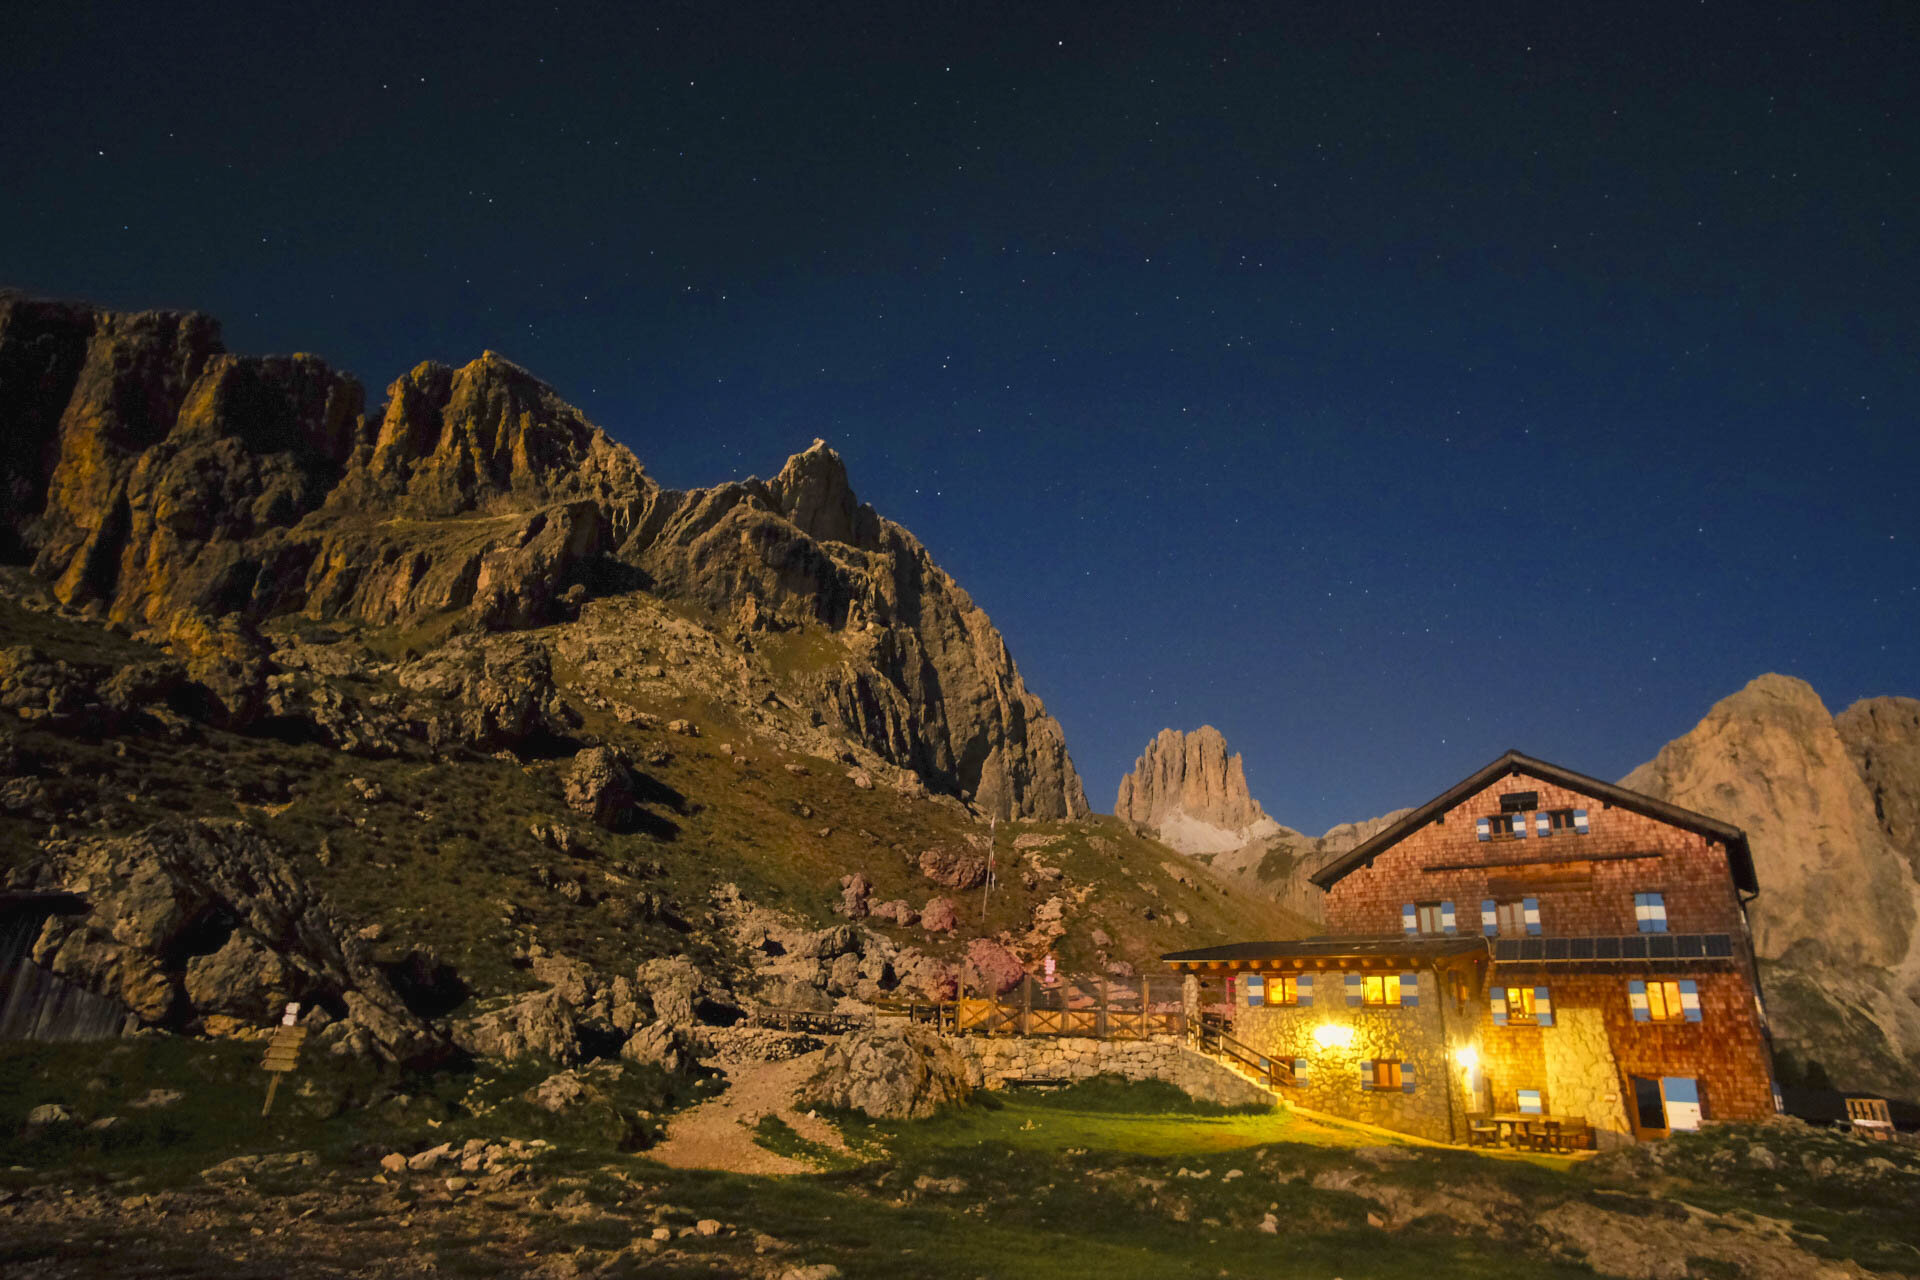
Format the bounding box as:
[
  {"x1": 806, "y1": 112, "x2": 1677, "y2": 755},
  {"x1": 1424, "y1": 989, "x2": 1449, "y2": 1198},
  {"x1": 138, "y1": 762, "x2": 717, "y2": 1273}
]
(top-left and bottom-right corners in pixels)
[
  {"x1": 1624, "y1": 675, "x2": 1920, "y2": 1094},
  {"x1": 0, "y1": 291, "x2": 1084, "y2": 821}
]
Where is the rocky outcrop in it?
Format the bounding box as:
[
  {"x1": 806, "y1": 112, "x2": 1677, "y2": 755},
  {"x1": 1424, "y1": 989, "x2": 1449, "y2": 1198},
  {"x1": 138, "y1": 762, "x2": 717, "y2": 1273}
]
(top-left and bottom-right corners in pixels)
[
  {"x1": 1116, "y1": 726, "x2": 1271, "y2": 849},
  {"x1": 1624, "y1": 675, "x2": 1920, "y2": 1093},
  {"x1": 1, "y1": 294, "x2": 1084, "y2": 819},
  {"x1": 2, "y1": 820, "x2": 439, "y2": 1063},
  {"x1": 565, "y1": 746, "x2": 636, "y2": 830},
  {"x1": 799, "y1": 1025, "x2": 971, "y2": 1119}
]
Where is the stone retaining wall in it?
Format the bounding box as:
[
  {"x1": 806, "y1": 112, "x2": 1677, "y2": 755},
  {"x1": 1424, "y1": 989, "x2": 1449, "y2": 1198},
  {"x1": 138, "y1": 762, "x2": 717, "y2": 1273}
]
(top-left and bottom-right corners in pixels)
[{"x1": 952, "y1": 1034, "x2": 1275, "y2": 1109}]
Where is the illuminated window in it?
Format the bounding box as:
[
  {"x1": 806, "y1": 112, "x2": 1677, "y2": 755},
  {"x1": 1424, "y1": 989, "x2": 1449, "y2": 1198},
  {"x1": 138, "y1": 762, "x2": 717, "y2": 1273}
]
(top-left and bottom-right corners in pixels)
[
  {"x1": 1645, "y1": 980, "x2": 1685, "y2": 1023},
  {"x1": 1362, "y1": 974, "x2": 1402, "y2": 1006},
  {"x1": 1372, "y1": 1059, "x2": 1403, "y2": 1090},
  {"x1": 1268, "y1": 974, "x2": 1298, "y2": 1006},
  {"x1": 1504, "y1": 986, "x2": 1537, "y2": 1025}
]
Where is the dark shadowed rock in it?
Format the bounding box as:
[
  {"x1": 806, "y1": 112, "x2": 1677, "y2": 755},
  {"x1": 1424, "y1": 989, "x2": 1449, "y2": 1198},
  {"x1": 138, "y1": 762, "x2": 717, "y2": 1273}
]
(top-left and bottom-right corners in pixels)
[
  {"x1": 8, "y1": 819, "x2": 437, "y2": 1062},
  {"x1": 565, "y1": 746, "x2": 636, "y2": 830}
]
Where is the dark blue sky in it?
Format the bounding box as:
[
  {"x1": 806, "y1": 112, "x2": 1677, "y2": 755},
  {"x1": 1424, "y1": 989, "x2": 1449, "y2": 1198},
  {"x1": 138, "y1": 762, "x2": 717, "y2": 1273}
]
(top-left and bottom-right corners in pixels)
[{"x1": 6, "y1": 2, "x2": 1915, "y2": 831}]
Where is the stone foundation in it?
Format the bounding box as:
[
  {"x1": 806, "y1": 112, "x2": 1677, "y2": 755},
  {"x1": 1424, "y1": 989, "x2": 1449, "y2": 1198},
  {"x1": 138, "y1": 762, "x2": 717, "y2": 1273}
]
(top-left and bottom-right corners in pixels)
[{"x1": 951, "y1": 1034, "x2": 1275, "y2": 1109}]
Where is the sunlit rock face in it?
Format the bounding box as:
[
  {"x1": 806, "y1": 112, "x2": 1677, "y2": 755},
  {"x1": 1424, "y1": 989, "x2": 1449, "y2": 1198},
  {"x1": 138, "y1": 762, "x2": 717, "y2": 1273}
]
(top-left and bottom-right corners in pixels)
[
  {"x1": 1116, "y1": 726, "x2": 1275, "y2": 854},
  {"x1": 0, "y1": 292, "x2": 1087, "y2": 821},
  {"x1": 1624, "y1": 674, "x2": 1920, "y2": 1094}
]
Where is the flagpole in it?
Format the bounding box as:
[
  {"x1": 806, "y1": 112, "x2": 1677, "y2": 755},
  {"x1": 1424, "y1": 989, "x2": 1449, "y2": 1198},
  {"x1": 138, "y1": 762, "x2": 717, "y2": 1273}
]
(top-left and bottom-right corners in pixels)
[{"x1": 982, "y1": 816, "x2": 996, "y2": 920}]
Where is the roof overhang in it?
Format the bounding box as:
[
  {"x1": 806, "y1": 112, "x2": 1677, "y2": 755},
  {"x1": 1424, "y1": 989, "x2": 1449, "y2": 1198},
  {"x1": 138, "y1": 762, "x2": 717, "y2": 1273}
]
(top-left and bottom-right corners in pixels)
[{"x1": 1307, "y1": 750, "x2": 1758, "y2": 896}]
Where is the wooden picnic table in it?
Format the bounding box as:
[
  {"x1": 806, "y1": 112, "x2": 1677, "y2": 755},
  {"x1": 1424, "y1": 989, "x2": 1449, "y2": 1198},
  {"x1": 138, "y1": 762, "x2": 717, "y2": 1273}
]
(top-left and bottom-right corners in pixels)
[{"x1": 1490, "y1": 1113, "x2": 1588, "y2": 1152}]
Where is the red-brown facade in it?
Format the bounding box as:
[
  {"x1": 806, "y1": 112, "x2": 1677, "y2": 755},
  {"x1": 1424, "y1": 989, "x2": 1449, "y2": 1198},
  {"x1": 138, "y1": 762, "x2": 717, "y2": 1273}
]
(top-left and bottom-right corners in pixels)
[{"x1": 1315, "y1": 752, "x2": 1776, "y2": 1138}]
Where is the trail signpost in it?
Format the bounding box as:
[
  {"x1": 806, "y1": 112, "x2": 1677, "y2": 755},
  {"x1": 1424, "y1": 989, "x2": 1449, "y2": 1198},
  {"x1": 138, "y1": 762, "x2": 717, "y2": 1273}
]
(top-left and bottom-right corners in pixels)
[{"x1": 260, "y1": 1002, "x2": 307, "y2": 1116}]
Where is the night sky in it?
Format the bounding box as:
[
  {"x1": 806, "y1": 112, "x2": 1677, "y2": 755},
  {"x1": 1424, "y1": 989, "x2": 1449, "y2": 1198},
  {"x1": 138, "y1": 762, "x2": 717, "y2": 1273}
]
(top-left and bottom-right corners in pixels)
[{"x1": 6, "y1": 3, "x2": 1916, "y2": 832}]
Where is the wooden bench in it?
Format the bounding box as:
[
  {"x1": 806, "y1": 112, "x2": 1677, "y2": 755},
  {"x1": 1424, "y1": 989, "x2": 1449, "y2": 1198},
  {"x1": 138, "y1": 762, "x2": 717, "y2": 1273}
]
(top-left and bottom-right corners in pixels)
[{"x1": 1844, "y1": 1096, "x2": 1895, "y2": 1141}]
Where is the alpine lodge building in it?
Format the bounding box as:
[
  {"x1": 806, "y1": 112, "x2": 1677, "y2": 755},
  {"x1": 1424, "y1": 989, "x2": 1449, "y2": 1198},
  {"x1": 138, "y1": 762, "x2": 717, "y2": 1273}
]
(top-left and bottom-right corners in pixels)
[{"x1": 1164, "y1": 751, "x2": 1778, "y2": 1147}]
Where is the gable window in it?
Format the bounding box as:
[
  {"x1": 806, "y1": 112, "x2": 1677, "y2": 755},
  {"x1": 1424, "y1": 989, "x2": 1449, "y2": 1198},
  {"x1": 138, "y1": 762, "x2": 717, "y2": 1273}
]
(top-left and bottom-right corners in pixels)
[
  {"x1": 1476, "y1": 812, "x2": 1531, "y2": 841},
  {"x1": 1362, "y1": 973, "x2": 1402, "y2": 1006},
  {"x1": 1499, "y1": 792, "x2": 1538, "y2": 813},
  {"x1": 1545, "y1": 808, "x2": 1585, "y2": 833},
  {"x1": 1634, "y1": 892, "x2": 1668, "y2": 933}
]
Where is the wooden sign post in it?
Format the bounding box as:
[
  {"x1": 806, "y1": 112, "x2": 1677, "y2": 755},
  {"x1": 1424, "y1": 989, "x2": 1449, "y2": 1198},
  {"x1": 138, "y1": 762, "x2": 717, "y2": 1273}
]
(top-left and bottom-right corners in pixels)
[{"x1": 260, "y1": 1002, "x2": 307, "y2": 1116}]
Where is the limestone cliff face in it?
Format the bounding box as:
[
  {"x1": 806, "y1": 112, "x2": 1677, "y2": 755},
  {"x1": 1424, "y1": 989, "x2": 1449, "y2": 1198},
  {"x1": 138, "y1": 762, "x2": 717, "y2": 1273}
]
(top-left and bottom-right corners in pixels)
[
  {"x1": 627, "y1": 441, "x2": 1087, "y2": 821},
  {"x1": 1116, "y1": 727, "x2": 1272, "y2": 852},
  {"x1": 0, "y1": 292, "x2": 1085, "y2": 820},
  {"x1": 1837, "y1": 696, "x2": 1920, "y2": 885},
  {"x1": 1623, "y1": 675, "x2": 1920, "y2": 1093}
]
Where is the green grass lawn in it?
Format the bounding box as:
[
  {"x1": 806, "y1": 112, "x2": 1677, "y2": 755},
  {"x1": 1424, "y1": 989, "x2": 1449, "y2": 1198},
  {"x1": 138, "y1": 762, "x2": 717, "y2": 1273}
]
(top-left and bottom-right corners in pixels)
[{"x1": 625, "y1": 1082, "x2": 1605, "y2": 1280}]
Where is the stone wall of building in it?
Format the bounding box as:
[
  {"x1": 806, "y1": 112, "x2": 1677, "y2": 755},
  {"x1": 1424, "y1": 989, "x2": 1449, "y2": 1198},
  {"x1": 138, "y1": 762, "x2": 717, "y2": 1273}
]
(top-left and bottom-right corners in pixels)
[
  {"x1": 1468, "y1": 970, "x2": 1774, "y2": 1135},
  {"x1": 1230, "y1": 970, "x2": 1467, "y2": 1143},
  {"x1": 1540, "y1": 1006, "x2": 1632, "y2": 1143},
  {"x1": 951, "y1": 1035, "x2": 1275, "y2": 1110}
]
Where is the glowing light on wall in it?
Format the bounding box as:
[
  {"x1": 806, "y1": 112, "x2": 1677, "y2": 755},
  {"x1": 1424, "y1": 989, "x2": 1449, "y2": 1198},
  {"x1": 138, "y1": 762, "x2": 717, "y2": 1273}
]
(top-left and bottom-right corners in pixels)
[
  {"x1": 1454, "y1": 1046, "x2": 1479, "y2": 1070},
  {"x1": 1312, "y1": 1023, "x2": 1354, "y2": 1049}
]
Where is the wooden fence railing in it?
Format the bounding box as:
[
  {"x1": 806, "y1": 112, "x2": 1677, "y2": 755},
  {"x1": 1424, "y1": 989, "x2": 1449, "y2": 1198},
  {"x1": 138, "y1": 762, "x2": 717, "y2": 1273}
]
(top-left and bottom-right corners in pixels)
[
  {"x1": 1197, "y1": 1012, "x2": 1294, "y2": 1090},
  {"x1": 874, "y1": 974, "x2": 1187, "y2": 1041}
]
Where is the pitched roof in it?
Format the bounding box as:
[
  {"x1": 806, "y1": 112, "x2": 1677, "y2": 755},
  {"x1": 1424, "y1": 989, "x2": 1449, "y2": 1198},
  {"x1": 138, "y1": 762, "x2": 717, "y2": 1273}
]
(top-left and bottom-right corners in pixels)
[
  {"x1": 1161, "y1": 935, "x2": 1489, "y2": 967},
  {"x1": 1307, "y1": 749, "x2": 1758, "y2": 895}
]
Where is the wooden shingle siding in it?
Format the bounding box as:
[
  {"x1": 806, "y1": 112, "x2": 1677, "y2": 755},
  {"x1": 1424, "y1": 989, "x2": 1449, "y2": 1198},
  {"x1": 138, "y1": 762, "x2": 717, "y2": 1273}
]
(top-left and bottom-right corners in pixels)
[{"x1": 1321, "y1": 766, "x2": 1775, "y2": 1127}]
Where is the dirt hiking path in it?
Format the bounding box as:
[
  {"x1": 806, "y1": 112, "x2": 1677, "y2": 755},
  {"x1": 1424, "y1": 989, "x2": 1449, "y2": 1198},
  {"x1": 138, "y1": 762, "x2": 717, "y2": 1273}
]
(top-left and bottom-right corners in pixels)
[{"x1": 645, "y1": 1050, "x2": 853, "y2": 1175}]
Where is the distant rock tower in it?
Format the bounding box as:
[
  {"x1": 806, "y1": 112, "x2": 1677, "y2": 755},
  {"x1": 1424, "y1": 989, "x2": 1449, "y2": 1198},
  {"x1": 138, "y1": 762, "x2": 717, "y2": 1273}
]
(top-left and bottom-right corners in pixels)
[{"x1": 1115, "y1": 726, "x2": 1280, "y2": 854}]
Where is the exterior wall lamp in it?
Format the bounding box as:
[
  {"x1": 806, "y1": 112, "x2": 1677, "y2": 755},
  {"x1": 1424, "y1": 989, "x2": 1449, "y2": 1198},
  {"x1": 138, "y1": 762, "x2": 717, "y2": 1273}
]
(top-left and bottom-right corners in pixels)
[
  {"x1": 1454, "y1": 1045, "x2": 1479, "y2": 1071},
  {"x1": 1313, "y1": 1022, "x2": 1354, "y2": 1049}
]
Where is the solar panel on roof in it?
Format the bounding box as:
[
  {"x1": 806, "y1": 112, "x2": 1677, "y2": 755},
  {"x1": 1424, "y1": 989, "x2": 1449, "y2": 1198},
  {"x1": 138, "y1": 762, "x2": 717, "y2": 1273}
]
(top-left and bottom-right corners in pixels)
[
  {"x1": 1706, "y1": 935, "x2": 1734, "y2": 958},
  {"x1": 1569, "y1": 938, "x2": 1595, "y2": 959},
  {"x1": 1622, "y1": 937, "x2": 1648, "y2": 959},
  {"x1": 1544, "y1": 938, "x2": 1570, "y2": 960},
  {"x1": 1676, "y1": 936, "x2": 1705, "y2": 958}
]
